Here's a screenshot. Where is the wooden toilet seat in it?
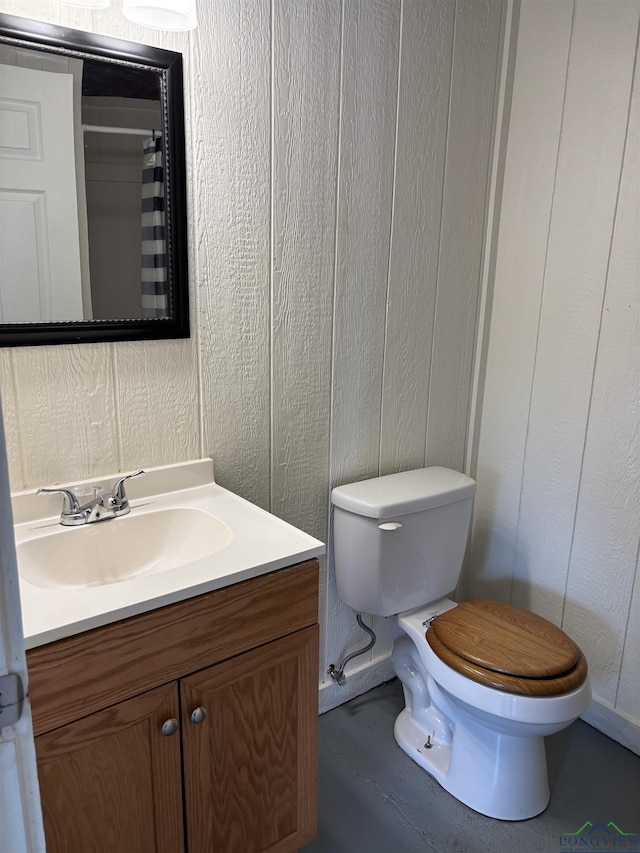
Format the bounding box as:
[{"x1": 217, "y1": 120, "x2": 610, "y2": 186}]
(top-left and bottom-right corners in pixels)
[{"x1": 426, "y1": 599, "x2": 588, "y2": 696}]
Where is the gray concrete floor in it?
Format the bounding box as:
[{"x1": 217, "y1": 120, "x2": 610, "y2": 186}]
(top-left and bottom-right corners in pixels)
[{"x1": 304, "y1": 679, "x2": 640, "y2": 853}]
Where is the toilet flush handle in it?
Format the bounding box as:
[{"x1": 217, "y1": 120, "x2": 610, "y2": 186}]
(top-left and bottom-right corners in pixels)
[{"x1": 378, "y1": 522, "x2": 402, "y2": 531}]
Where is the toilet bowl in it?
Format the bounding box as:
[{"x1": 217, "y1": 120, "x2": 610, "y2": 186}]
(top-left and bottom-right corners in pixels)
[
  {"x1": 393, "y1": 601, "x2": 591, "y2": 819},
  {"x1": 331, "y1": 468, "x2": 592, "y2": 820}
]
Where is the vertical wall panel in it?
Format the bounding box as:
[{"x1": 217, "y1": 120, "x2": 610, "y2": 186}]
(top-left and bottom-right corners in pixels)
[
  {"x1": 0, "y1": 352, "x2": 22, "y2": 488},
  {"x1": 196, "y1": 0, "x2": 272, "y2": 509},
  {"x1": 378, "y1": 0, "x2": 455, "y2": 475},
  {"x1": 617, "y1": 551, "x2": 640, "y2": 719},
  {"x1": 562, "y1": 50, "x2": 640, "y2": 706},
  {"x1": 425, "y1": 0, "x2": 503, "y2": 471},
  {"x1": 329, "y1": 0, "x2": 400, "y2": 491},
  {"x1": 466, "y1": 0, "x2": 573, "y2": 602},
  {"x1": 511, "y1": 1, "x2": 639, "y2": 623},
  {"x1": 115, "y1": 340, "x2": 200, "y2": 471},
  {"x1": 271, "y1": 0, "x2": 339, "y2": 535},
  {"x1": 11, "y1": 346, "x2": 119, "y2": 486}
]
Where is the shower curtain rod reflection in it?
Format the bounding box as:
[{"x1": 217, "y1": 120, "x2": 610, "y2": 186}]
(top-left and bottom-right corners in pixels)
[{"x1": 82, "y1": 123, "x2": 159, "y2": 137}]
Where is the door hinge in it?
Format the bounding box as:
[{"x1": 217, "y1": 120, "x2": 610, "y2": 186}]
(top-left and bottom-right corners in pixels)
[{"x1": 0, "y1": 672, "x2": 25, "y2": 728}]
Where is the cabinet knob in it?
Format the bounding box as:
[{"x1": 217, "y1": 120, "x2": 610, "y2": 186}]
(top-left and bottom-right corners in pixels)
[
  {"x1": 161, "y1": 717, "x2": 179, "y2": 736},
  {"x1": 190, "y1": 706, "x2": 208, "y2": 724}
]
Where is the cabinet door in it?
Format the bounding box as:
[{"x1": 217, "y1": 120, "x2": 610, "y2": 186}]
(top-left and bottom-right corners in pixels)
[
  {"x1": 181, "y1": 626, "x2": 318, "y2": 853},
  {"x1": 35, "y1": 682, "x2": 184, "y2": 853}
]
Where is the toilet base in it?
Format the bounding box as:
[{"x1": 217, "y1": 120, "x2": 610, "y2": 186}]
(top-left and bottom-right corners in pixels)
[
  {"x1": 394, "y1": 703, "x2": 550, "y2": 820},
  {"x1": 392, "y1": 632, "x2": 552, "y2": 820}
]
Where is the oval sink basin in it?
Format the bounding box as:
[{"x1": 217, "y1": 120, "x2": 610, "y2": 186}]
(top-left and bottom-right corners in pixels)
[{"x1": 18, "y1": 506, "x2": 234, "y2": 589}]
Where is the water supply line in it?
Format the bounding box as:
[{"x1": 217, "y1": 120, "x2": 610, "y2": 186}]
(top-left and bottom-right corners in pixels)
[{"x1": 327, "y1": 614, "x2": 377, "y2": 686}]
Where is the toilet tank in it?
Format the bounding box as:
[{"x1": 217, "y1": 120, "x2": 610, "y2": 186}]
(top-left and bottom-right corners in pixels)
[{"x1": 331, "y1": 468, "x2": 476, "y2": 616}]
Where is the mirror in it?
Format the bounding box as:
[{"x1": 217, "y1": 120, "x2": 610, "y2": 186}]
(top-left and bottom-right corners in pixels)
[{"x1": 0, "y1": 13, "x2": 189, "y2": 346}]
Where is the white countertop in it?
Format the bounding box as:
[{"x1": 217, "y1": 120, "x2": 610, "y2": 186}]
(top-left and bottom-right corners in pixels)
[{"x1": 13, "y1": 459, "x2": 324, "y2": 649}]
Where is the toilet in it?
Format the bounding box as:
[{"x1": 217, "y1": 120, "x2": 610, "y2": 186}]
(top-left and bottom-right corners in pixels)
[{"x1": 331, "y1": 467, "x2": 591, "y2": 821}]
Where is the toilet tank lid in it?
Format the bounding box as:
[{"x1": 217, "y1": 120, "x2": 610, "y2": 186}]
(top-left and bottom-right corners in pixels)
[{"x1": 331, "y1": 467, "x2": 476, "y2": 519}]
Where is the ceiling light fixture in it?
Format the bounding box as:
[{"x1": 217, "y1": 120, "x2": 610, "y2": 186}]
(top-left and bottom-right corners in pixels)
[{"x1": 122, "y1": 0, "x2": 198, "y2": 31}]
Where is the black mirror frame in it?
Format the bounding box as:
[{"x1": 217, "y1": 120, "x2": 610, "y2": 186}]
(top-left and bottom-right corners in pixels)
[{"x1": 0, "y1": 13, "x2": 190, "y2": 347}]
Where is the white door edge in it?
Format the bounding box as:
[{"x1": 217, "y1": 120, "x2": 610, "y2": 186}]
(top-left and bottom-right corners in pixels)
[{"x1": 0, "y1": 393, "x2": 45, "y2": 853}]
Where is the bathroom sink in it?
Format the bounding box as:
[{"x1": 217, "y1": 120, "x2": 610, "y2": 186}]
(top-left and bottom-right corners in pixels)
[
  {"x1": 13, "y1": 459, "x2": 324, "y2": 648},
  {"x1": 17, "y1": 506, "x2": 234, "y2": 589}
]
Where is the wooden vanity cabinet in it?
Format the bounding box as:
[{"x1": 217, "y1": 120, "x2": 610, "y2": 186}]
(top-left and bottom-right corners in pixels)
[
  {"x1": 34, "y1": 682, "x2": 184, "y2": 852},
  {"x1": 26, "y1": 559, "x2": 319, "y2": 853},
  {"x1": 181, "y1": 628, "x2": 317, "y2": 852}
]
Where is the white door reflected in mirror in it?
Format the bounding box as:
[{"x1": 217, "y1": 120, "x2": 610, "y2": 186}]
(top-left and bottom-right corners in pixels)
[{"x1": 0, "y1": 64, "x2": 85, "y2": 322}]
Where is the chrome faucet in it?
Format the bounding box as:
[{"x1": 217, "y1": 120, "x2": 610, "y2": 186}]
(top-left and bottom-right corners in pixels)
[{"x1": 38, "y1": 470, "x2": 145, "y2": 526}]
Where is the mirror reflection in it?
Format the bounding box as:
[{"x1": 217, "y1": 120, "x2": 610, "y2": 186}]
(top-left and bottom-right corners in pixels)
[
  {"x1": 83, "y1": 61, "x2": 166, "y2": 320},
  {"x1": 0, "y1": 14, "x2": 189, "y2": 346}
]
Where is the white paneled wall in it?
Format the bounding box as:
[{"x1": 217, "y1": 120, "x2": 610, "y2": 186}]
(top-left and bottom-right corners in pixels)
[
  {"x1": 0, "y1": 0, "x2": 505, "y2": 710},
  {"x1": 469, "y1": 0, "x2": 640, "y2": 753},
  {"x1": 5, "y1": 0, "x2": 637, "y2": 755}
]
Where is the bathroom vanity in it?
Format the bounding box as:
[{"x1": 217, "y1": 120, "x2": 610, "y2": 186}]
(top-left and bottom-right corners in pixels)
[
  {"x1": 15, "y1": 460, "x2": 324, "y2": 852},
  {"x1": 27, "y1": 559, "x2": 318, "y2": 852}
]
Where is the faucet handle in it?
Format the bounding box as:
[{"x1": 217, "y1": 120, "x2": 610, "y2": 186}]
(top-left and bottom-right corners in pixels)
[
  {"x1": 36, "y1": 487, "x2": 81, "y2": 515},
  {"x1": 111, "y1": 469, "x2": 145, "y2": 504}
]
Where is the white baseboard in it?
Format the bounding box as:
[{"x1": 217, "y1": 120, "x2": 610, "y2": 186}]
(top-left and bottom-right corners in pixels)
[
  {"x1": 319, "y1": 653, "x2": 396, "y2": 715},
  {"x1": 582, "y1": 699, "x2": 640, "y2": 757}
]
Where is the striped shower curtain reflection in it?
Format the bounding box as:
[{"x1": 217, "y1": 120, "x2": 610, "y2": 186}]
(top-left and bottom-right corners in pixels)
[{"x1": 141, "y1": 135, "x2": 168, "y2": 317}]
